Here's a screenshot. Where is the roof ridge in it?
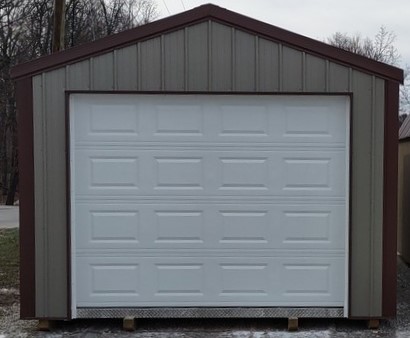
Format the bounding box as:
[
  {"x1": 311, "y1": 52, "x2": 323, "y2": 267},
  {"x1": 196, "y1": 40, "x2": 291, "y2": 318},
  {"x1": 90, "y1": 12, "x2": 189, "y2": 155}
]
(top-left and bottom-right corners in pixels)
[{"x1": 11, "y1": 3, "x2": 403, "y2": 82}]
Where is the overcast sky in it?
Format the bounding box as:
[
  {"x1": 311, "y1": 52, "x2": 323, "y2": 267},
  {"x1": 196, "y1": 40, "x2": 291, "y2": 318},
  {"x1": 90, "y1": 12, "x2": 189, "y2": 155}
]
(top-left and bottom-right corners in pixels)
[{"x1": 157, "y1": 0, "x2": 410, "y2": 68}]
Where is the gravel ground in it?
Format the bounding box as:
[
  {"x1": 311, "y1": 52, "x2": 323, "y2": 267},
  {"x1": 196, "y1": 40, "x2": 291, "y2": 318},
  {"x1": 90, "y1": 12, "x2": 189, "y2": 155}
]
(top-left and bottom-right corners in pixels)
[{"x1": 1, "y1": 258, "x2": 410, "y2": 337}]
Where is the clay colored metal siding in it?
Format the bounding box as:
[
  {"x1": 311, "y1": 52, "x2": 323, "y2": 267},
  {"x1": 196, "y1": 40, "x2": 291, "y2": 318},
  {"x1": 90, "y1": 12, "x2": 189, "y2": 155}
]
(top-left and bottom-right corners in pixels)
[
  {"x1": 398, "y1": 140, "x2": 410, "y2": 263},
  {"x1": 31, "y1": 21, "x2": 386, "y2": 319}
]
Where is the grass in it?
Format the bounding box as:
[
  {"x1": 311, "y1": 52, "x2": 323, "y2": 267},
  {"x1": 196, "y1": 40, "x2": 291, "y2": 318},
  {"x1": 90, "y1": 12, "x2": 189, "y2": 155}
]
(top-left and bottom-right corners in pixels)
[{"x1": 0, "y1": 228, "x2": 19, "y2": 306}]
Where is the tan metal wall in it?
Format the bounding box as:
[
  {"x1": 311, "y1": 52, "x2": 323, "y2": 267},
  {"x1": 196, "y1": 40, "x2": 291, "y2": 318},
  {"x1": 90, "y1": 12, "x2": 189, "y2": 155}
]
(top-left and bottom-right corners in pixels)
[
  {"x1": 32, "y1": 20, "x2": 385, "y2": 318},
  {"x1": 398, "y1": 141, "x2": 410, "y2": 262}
]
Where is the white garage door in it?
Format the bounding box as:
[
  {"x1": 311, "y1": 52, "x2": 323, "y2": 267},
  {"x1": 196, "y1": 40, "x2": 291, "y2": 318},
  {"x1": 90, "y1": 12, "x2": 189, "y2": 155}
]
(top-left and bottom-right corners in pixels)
[{"x1": 70, "y1": 94, "x2": 349, "y2": 311}]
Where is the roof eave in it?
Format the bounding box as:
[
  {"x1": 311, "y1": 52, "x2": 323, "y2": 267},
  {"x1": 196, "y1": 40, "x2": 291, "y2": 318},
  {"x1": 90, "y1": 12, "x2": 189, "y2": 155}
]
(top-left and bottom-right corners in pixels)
[{"x1": 11, "y1": 4, "x2": 404, "y2": 83}]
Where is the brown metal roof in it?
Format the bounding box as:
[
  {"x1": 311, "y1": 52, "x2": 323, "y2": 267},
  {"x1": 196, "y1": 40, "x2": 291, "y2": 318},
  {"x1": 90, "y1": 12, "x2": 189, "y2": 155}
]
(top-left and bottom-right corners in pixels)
[
  {"x1": 400, "y1": 115, "x2": 410, "y2": 140},
  {"x1": 11, "y1": 4, "x2": 404, "y2": 82}
]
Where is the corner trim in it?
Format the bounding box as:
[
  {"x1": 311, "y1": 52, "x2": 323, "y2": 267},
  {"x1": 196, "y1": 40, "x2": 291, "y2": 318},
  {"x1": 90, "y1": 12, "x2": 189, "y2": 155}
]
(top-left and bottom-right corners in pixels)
[
  {"x1": 16, "y1": 77, "x2": 36, "y2": 318},
  {"x1": 382, "y1": 80, "x2": 399, "y2": 317}
]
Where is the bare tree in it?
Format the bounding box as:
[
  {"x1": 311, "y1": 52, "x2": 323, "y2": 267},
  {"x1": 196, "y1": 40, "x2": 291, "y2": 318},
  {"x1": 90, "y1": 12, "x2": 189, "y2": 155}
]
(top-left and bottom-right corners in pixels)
[
  {"x1": 328, "y1": 26, "x2": 409, "y2": 117},
  {"x1": 0, "y1": 0, "x2": 158, "y2": 204},
  {"x1": 401, "y1": 66, "x2": 410, "y2": 115},
  {"x1": 327, "y1": 26, "x2": 400, "y2": 65}
]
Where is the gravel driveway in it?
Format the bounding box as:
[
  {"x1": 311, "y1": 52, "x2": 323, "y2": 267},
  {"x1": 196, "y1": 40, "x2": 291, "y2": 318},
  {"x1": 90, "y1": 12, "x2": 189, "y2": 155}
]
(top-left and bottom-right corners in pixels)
[
  {"x1": 1, "y1": 258, "x2": 410, "y2": 337},
  {"x1": 0, "y1": 206, "x2": 18, "y2": 229}
]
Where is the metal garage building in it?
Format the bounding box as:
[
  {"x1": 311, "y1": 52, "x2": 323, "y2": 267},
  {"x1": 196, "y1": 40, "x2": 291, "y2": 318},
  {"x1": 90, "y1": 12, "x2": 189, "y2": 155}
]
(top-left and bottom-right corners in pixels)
[{"x1": 12, "y1": 4, "x2": 403, "y2": 321}]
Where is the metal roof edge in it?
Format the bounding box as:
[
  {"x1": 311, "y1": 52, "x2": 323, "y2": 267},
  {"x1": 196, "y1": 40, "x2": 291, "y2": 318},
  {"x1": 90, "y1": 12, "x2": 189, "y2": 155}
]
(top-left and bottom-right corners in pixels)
[{"x1": 11, "y1": 3, "x2": 404, "y2": 83}]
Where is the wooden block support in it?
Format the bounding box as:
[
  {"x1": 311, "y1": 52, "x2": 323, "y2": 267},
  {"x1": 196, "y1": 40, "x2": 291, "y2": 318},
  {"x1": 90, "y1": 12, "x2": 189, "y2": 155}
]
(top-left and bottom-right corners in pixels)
[
  {"x1": 37, "y1": 319, "x2": 54, "y2": 331},
  {"x1": 367, "y1": 319, "x2": 380, "y2": 329},
  {"x1": 123, "y1": 316, "x2": 136, "y2": 331},
  {"x1": 288, "y1": 317, "x2": 298, "y2": 331}
]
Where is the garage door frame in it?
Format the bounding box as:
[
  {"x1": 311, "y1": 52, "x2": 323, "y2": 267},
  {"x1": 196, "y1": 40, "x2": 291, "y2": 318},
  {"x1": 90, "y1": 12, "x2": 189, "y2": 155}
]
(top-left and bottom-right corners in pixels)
[{"x1": 67, "y1": 91, "x2": 351, "y2": 319}]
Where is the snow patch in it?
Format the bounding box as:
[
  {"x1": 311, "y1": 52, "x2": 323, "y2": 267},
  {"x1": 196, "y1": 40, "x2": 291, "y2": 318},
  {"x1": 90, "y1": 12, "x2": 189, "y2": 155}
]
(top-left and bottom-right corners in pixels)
[{"x1": 0, "y1": 288, "x2": 18, "y2": 294}]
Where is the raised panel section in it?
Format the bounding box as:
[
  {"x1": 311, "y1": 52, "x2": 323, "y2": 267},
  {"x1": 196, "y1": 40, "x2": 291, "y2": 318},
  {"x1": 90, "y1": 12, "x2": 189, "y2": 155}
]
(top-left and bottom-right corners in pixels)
[
  {"x1": 91, "y1": 264, "x2": 139, "y2": 295},
  {"x1": 282, "y1": 212, "x2": 330, "y2": 243},
  {"x1": 155, "y1": 157, "x2": 203, "y2": 190},
  {"x1": 219, "y1": 264, "x2": 269, "y2": 296},
  {"x1": 155, "y1": 105, "x2": 202, "y2": 135},
  {"x1": 155, "y1": 211, "x2": 203, "y2": 244},
  {"x1": 283, "y1": 158, "x2": 331, "y2": 190},
  {"x1": 282, "y1": 264, "x2": 331, "y2": 296},
  {"x1": 155, "y1": 264, "x2": 204, "y2": 296},
  {"x1": 76, "y1": 258, "x2": 140, "y2": 305},
  {"x1": 90, "y1": 157, "x2": 139, "y2": 188},
  {"x1": 284, "y1": 106, "x2": 329, "y2": 137},
  {"x1": 220, "y1": 105, "x2": 268, "y2": 136},
  {"x1": 90, "y1": 104, "x2": 138, "y2": 134},
  {"x1": 76, "y1": 204, "x2": 142, "y2": 250},
  {"x1": 219, "y1": 157, "x2": 268, "y2": 190},
  {"x1": 219, "y1": 211, "x2": 268, "y2": 244},
  {"x1": 90, "y1": 211, "x2": 139, "y2": 243}
]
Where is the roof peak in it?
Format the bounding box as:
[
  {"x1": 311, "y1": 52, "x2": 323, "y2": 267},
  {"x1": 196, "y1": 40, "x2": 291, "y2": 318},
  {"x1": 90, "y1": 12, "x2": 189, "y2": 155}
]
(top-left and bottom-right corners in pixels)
[{"x1": 11, "y1": 3, "x2": 403, "y2": 82}]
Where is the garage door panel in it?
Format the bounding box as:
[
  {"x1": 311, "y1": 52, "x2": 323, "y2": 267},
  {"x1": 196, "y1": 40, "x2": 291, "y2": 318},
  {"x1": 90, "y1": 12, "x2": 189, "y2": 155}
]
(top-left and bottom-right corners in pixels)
[
  {"x1": 74, "y1": 149, "x2": 345, "y2": 197},
  {"x1": 76, "y1": 256, "x2": 344, "y2": 307},
  {"x1": 278, "y1": 258, "x2": 345, "y2": 303},
  {"x1": 71, "y1": 94, "x2": 348, "y2": 309},
  {"x1": 76, "y1": 257, "x2": 141, "y2": 305},
  {"x1": 72, "y1": 94, "x2": 347, "y2": 144},
  {"x1": 75, "y1": 203, "x2": 345, "y2": 250}
]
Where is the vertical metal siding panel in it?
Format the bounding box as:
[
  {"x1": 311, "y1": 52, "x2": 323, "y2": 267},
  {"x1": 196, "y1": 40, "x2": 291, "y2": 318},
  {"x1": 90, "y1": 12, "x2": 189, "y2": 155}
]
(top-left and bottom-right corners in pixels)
[
  {"x1": 210, "y1": 22, "x2": 232, "y2": 91},
  {"x1": 370, "y1": 77, "x2": 385, "y2": 316},
  {"x1": 92, "y1": 52, "x2": 114, "y2": 90},
  {"x1": 257, "y1": 39, "x2": 279, "y2": 92},
  {"x1": 164, "y1": 30, "x2": 185, "y2": 90},
  {"x1": 349, "y1": 70, "x2": 373, "y2": 317},
  {"x1": 399, "y1": 141, "x2": 410, "y2": 261},
  {"x1": 67, "y1": 60, "x2": 90, "y2": 90},
  {"x1": 305, "y1": 54, "x2": 326, "y2": 92},
  {"x1": 33, "y1": 74, "x2": 46, "y2": 317},
  {"x1": 116, "y1": 44, "x2": 138, "y2": 90},
  {"x1": 140, "y1": 37, "x2": 161, "y2": 90},
  {"x1": 328, "y1": 62, "x2": 350, "y2": 92},
  {"x1": 187, "y1": 22, "x2": 208, "y2": 91},
  {"x1": 43, "y1": 68, "x2": 67, "y2": 317},
  {"x1": 282, "y1": 46, "x2": 303, "y2": 91},
  {"x1": 234, "y1": 29, "x2": 256, "y2": 91}
]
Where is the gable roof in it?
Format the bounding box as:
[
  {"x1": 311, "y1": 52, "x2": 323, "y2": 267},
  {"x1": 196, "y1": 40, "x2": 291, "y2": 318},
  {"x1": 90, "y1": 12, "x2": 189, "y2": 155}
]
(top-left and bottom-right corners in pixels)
[
  {"x1": 11, "y1": 4, "x2": 403, "y2": 82},
  {"x1": 400, "y1": 115, "x2": 410, "y2": 141}
]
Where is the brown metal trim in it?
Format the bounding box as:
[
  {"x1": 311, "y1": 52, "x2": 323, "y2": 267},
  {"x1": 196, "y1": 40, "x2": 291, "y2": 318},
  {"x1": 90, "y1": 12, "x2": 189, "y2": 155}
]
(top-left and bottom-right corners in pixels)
[
  {"x1": 65, "y1": 90, "x2": 353, "y2": 318},
  {"x1": 382, "y1": 81, "x2": 399, "y2": 318},
  {"x1": 11, "y1": 4, "x2": 403, "y2": 83},
  {"x1": 16, "y1": 77, "x2": 36, "y2": 318},
  {"x1": 66, "y1": 90, "x2": 353, "y2": 96}
]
